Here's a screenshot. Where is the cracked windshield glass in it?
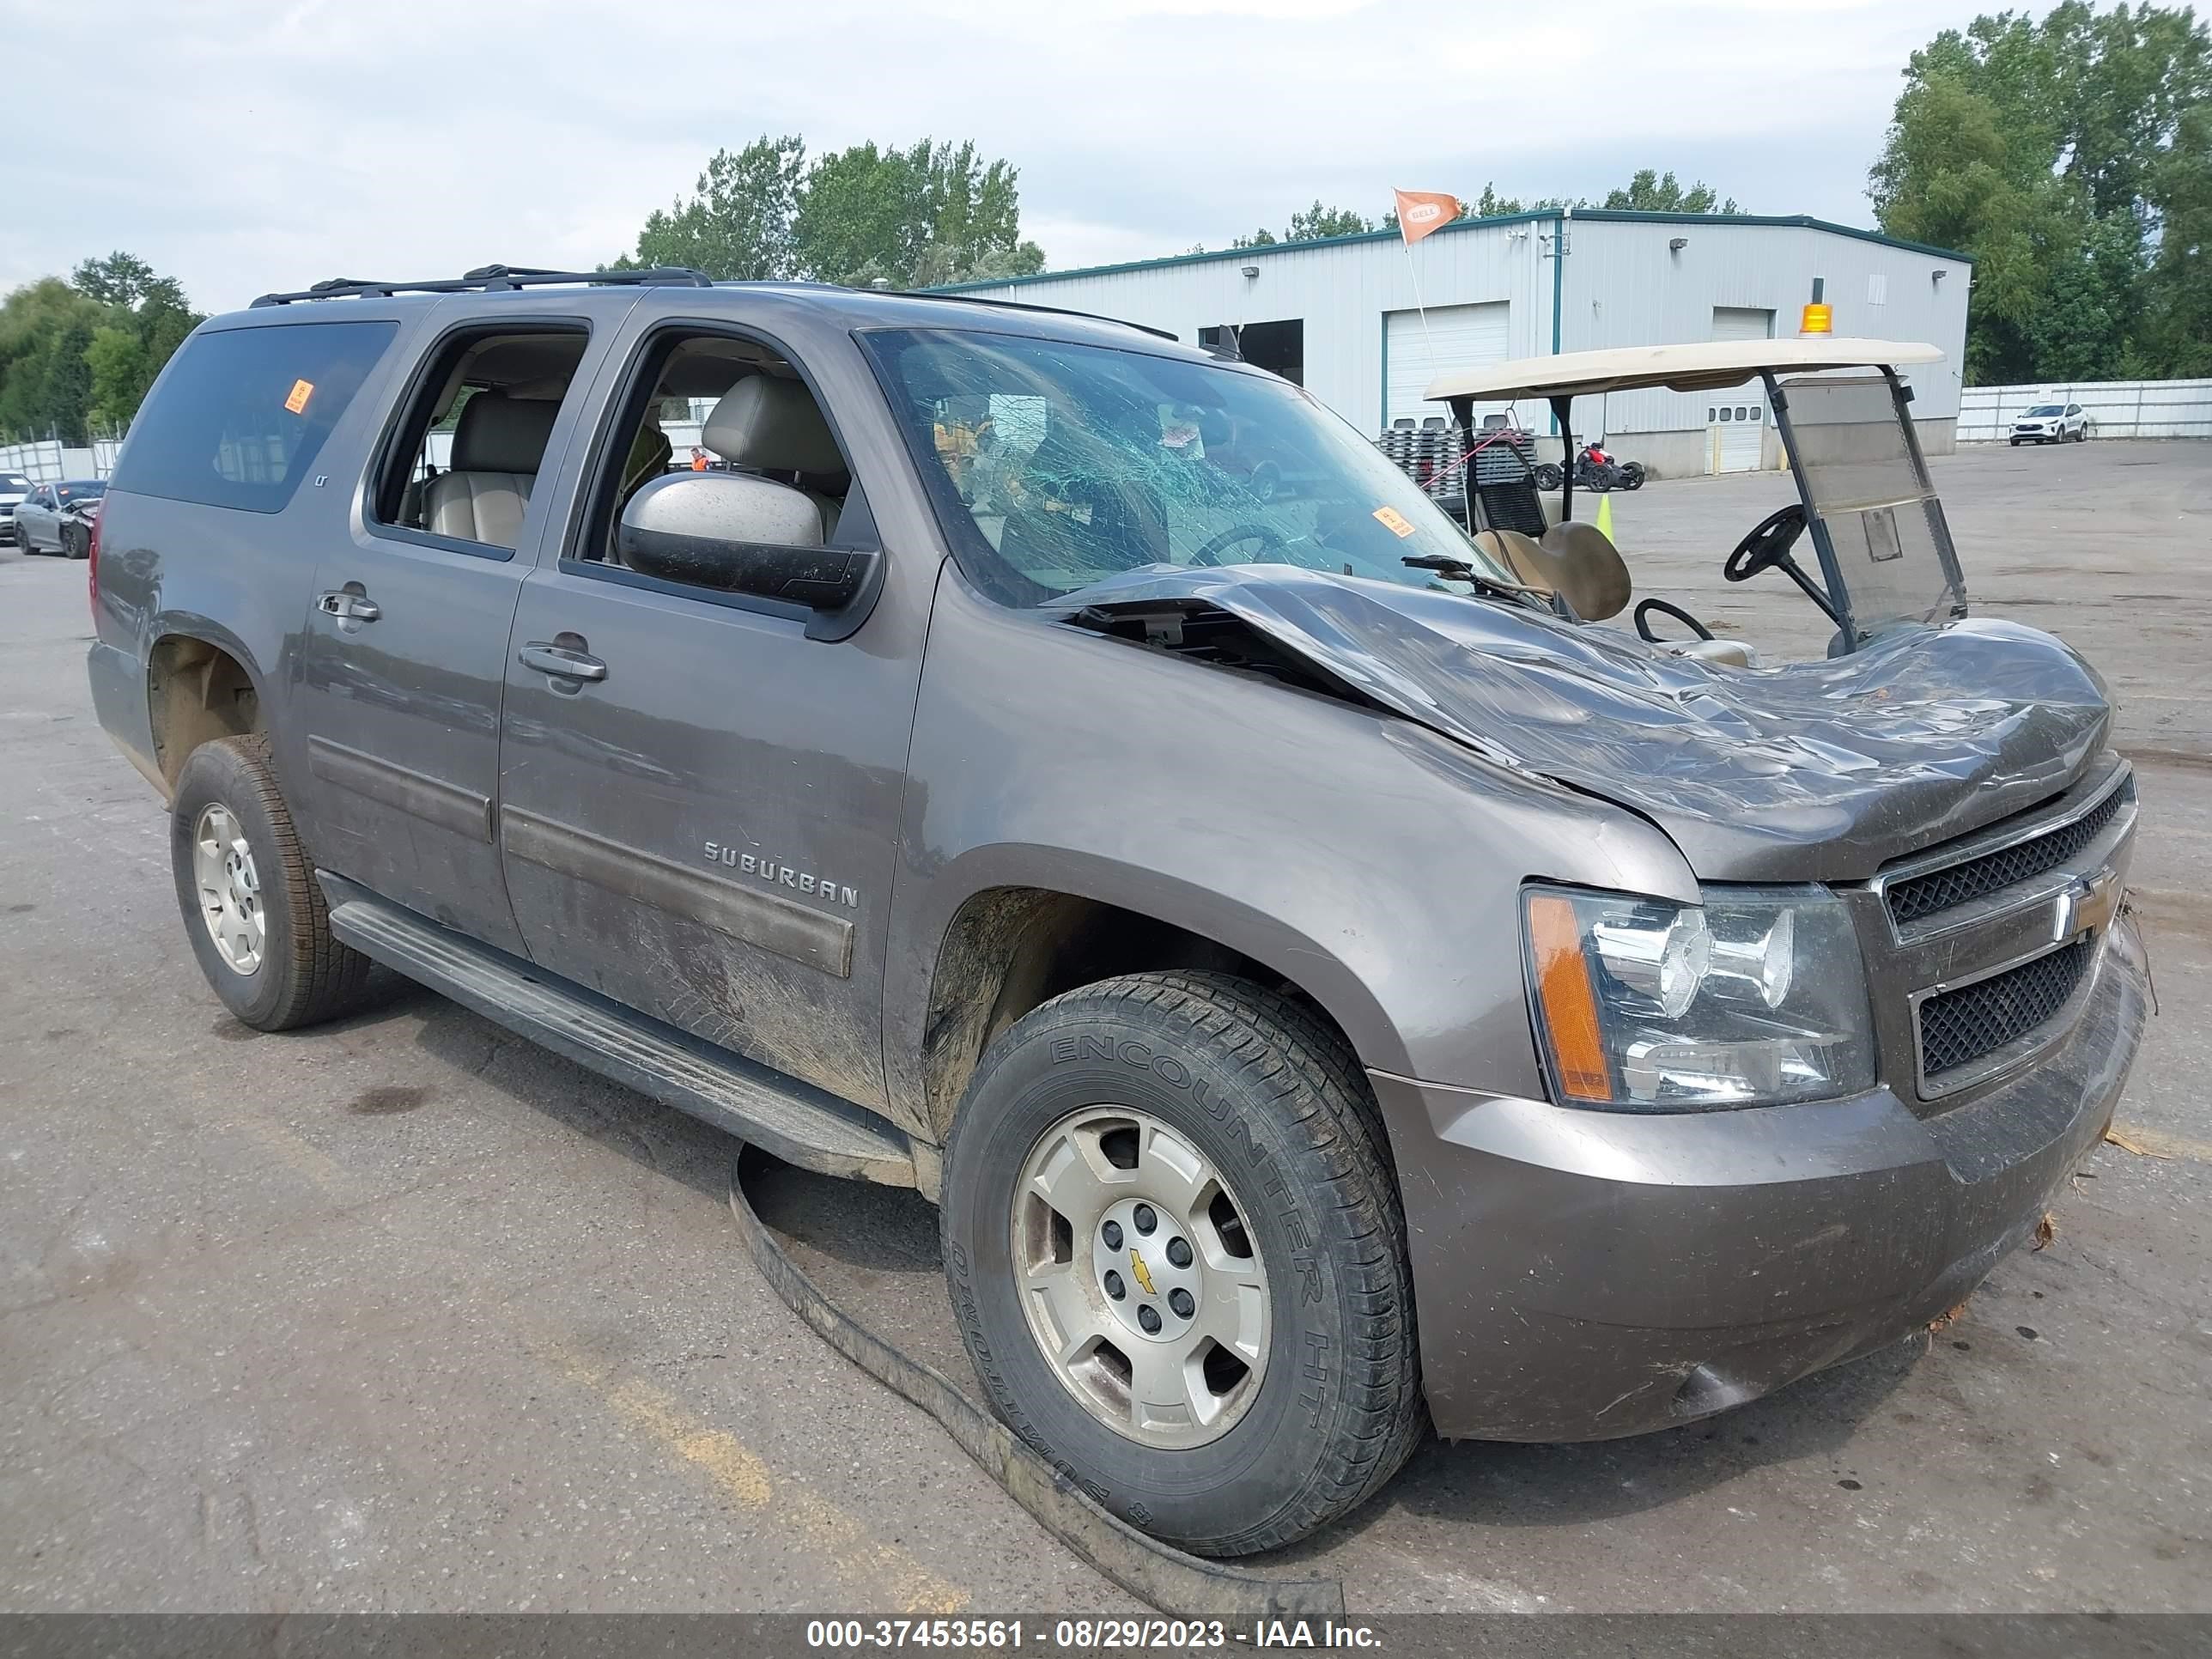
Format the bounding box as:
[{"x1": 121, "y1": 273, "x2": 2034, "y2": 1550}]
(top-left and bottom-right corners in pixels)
[{"x1": 869, "y1": 329, "x2": 1512, "y2": 605}]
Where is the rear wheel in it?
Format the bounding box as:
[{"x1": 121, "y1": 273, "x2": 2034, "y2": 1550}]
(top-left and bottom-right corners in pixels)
[
  {"x1": 170, "y1": 733, "x2": 374, "y2": 1030},
  {"x1": 941, "y1": 970, "x2": 1423, "y2": 1556}
]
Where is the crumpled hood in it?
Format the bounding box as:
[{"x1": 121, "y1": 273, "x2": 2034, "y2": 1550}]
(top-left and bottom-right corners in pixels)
[{"x1": 1055, "y1": 565, "x2": 2112, "y2": 880}]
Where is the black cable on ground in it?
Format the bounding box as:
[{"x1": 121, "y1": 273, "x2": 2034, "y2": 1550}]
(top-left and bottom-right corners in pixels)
[{"x1": 726, "y1": 1147, "x2": 1346, "y2": 1622}]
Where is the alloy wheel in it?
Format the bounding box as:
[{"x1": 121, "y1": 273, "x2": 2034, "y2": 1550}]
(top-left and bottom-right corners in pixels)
[
  {"x1": 1012, "y1": 1105, "x2": 1270, "y2": 1449},
  {"x1": 191, "y1": 802, "x2": 264, "y2": 974}
]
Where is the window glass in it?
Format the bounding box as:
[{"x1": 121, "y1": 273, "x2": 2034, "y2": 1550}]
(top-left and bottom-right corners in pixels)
[
  {"x1": 1718, "y1": 407, "x2": 1733, "y2": 422},
  {"x1": 370, "y1": 327, "x2": 587, "y2": 550},
  {"x1": 1, "y1": 473, "x2": 30, "y2": 491},
  {"x1": 2026, "y1": 404, "x2": 2063, "y2": 416},
  {"x1": 866, "y1": 327, "x2": 1514, "y2": 606},
  {"x1": 110, "y1": 321, "x2": 397, "y2": 514}
]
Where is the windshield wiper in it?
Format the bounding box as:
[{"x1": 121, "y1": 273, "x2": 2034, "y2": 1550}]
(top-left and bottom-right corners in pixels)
[{"x1": 1401, "y1": 553, "x2": 1561, "y2": 614}]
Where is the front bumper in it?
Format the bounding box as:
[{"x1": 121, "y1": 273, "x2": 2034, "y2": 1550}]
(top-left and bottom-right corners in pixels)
[{"x1": 1370, "y1": 912, "x2": 2150, "y2": 1442}]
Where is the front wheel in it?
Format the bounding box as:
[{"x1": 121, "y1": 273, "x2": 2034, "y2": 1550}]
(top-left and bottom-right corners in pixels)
[
  {"x1": 941, "y1": 971, "x2": 1423, "y2": 1556},
  {"x1": 1531, "y1": 462, "x2": 1563, "y2": 491}
]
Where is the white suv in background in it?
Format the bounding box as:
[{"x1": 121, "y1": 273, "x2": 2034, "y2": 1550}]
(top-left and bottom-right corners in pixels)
[{"x1": 2010, "y1": 402, "x2": 2092, "y2": 444}]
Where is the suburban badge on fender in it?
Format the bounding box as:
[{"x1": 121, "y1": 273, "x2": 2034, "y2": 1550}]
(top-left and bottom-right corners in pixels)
[{"x1": 702, "y1": 841, "x2": 860, "y2": 908}]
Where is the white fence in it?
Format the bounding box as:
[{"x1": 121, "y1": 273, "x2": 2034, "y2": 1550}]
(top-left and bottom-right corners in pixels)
[
  {"x1": 1959, "y1": 378, "x2": 2212, "y2": 442},
  {"x1": 0, "y1": 438, "x2": 122, "y2": 483}
]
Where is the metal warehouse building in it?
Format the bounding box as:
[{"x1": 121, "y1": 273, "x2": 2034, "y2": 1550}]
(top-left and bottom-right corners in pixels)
[{"x1": 942, "y1": 210, "x2": 1973, "y2": 477}]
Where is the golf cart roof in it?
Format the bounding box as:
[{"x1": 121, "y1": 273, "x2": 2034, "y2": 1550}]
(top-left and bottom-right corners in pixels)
[{"x1": 1425, "y1": 337, "x2": 1944, "y2": 404}]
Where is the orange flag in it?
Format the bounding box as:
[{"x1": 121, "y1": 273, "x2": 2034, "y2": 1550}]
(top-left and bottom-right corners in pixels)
[{"x1": 1394, "y1": 189, "x2": 1462, "y2": 246}]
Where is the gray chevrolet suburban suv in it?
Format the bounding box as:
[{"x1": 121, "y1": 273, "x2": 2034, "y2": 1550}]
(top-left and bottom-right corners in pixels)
[{"x1": 88, "y1": 265, "x2": 2148, "y2": 1557}]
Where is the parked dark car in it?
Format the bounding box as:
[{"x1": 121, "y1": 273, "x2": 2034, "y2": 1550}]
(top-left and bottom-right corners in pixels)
[
  {"x1": 14, "y1": 477, "x2": 105, "y2": 556},
  {"x1": 85, "y1": 270, "x2": 2148, "y2": 1557}
]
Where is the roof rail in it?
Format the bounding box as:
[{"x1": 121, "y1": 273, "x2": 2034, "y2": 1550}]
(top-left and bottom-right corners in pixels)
[
  {"x1": 249, "y1": 264, "x2": 714, "y2": 307},
  {"x1": 888, "y1": 289, "x2": 1179, "y2": 343}
]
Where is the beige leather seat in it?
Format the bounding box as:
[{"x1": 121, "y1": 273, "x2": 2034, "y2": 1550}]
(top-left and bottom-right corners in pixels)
[
  {"x1": 702, "y1": 375, "x2": 847, "y2": 538},
  {"x1": 422, "y1": 393, "x2": 560, "y2": 549},
  {"x1": 1474, "y1": 522, "x2": 1753, "y2": 667}
]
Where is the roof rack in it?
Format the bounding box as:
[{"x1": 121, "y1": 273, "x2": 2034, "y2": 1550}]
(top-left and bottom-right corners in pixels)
[
  {"x1": 891, "y1": 289, "x2": 1179, "y2": 343},
  {"x1": 250, "y1": 264, "x2": 714, "y2": 308}
]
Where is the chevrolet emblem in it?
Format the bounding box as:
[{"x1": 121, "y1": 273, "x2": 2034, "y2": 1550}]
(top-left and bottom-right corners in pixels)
[
  {"x1": 2055, "y1": 868, "x2": 2121, "y2": 943},
  {"x1": 1128, "y1": 1249, "x2": 1157, "y2": 1297}
]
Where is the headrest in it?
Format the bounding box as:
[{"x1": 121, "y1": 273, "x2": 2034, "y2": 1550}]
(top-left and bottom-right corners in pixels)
[
  {"x1": 703, "y1": 375, "x2": 846, "y2": 475},
  {"x1": 451, "y1": 392, "x2": 559, "y2": 475}
]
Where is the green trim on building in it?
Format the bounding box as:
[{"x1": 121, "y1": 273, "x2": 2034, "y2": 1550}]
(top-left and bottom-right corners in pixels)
[{"x1": 926, "y1": 209, "x2": 1974, "y2": 295}]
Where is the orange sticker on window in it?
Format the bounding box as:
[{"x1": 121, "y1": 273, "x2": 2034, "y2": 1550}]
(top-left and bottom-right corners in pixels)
[
  {"x1": 284, "y1": 379, "x2": 314, "y2": 415},
  {"x1": 1372, "y1": 505, "x2": 1417, "y2": 538}
]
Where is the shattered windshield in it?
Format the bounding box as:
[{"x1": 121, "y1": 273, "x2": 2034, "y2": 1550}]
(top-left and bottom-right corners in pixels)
[{"x1": 865, "y1": 328, "x2": 1512, "y2": 606}]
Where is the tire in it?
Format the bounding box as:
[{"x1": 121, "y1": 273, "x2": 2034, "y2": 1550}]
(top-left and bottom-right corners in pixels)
[
  {"x1": 1531, "y1": 462, "x2": 1563, "y2": 492},
  {"x1": 2010, "y1": 438, "x2": 2021, "y2": 447},
  {"x1": 1620, "y1": 463, "x2": 1646, "y2": 490},
  {"x1": 941, "y1": 970, "x2": 1423, "y2": 1557},
  {"x1": 64, "y1": 526, "x2": 87, "y2": 559},
  {"x1": 170, "y1": 732, "x2": 374, "y2": 1030}
]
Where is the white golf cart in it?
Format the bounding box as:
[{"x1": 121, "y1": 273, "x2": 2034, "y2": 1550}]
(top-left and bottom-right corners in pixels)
[{"x1": 1423, "y1": 337, "x2": 1964, "y2": 665}]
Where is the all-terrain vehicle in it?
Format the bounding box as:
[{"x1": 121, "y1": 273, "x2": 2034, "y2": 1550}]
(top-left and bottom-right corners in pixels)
[{"x1": 88, "y1": 276, "x2": 2148, "y2": 1557}]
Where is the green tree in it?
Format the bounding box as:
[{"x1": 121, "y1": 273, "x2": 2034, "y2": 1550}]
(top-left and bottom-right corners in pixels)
[
  {"x1": 1601, "y1": 169, "x2": 1740, "y2": 213},
  {"x1": 613, "y1": 136, "x2": 1045, "y2": 289},
  {"x1": 0, "y1": 278, "x2": 112, "y2": 442},
  {"x1": 1285, "y1": 201, "x2": 1373, "y2": 240},
  {"x1": 1229, "y1": 228, "x2": 1278, "y2": 248},
  {"x1": 611, "y1": 135, "x2": 807, "y2": 281},
  {"x1": 1869, "y1": 2, "x2": 2212, "y2": 383},
  {"x1": 70, "y1": 252, "x2": 159, "y2": 308}
]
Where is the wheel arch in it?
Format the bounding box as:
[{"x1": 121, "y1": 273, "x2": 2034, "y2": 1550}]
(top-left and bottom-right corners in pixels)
[
  {"x1": 907, "y1": 854, "x2": 1407, "y2": 1146},
  {"x1": 145, "y1": 623, "x2": 270, "y2": 791}
]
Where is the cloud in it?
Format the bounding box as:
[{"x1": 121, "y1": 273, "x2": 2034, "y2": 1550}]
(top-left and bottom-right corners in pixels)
[{"x1": 9, "y1": 0, "x2": 2031, "y2": 311}]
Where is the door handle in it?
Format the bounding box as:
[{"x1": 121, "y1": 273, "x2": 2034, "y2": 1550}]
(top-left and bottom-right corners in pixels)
[
  {"x1": 518, "y1": 641, "x2": 608, "y2": 683},
  {"x1": 315, "y1": 588, "x2": 381, "y2": 623}
]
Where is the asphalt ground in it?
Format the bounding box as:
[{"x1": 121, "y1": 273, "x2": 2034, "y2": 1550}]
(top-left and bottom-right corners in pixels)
[{"x1": 2, "y1": 440, "x2": 2207, "y2": 1615}]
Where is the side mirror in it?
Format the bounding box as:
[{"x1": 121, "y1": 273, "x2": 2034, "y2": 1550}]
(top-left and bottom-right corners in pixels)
[{"x1": 617, "y1": 471, "x2": 877, "y2": 617}]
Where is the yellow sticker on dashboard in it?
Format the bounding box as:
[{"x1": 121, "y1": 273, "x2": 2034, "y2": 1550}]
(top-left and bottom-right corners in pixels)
[
  {"x1": 1372, "y1": 505, "x2": 1416, "y2": 538},
  {"x1": 284, "y1": 379, "x2": 314, "y2": 415}
]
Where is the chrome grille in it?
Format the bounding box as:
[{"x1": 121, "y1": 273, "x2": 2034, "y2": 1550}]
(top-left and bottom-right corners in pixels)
[
  {"x1": 1886, "y1": 777, "x2": 2134, "y2": 928},
  {"x1": 1918, "y1": 939, "x2": 2094, "y2": 1079}
]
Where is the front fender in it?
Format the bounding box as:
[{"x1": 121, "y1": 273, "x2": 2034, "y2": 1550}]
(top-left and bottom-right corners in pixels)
[{"x1": 884, "y1": 569, "x2": 1697, "y2": 1129}]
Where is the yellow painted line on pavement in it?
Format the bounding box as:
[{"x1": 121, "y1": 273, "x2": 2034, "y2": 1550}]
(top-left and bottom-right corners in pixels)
[
  {"x1": 2106, "y1": 1122, "x2": 2212, "y2": 1164},
  {"x1": 537, "y1": 1334, "x2": 968, "y2": 1613}
]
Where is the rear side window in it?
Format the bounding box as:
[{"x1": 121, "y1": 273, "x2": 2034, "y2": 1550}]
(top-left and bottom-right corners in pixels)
[{"x1": 111, "y1": 320, "x2": 398, "y2": 514}]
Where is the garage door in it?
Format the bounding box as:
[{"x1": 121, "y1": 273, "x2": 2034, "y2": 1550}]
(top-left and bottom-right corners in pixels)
[
  {"x1": 1706, "y1": 307, "x2": 1774, "y2": 472},
  {"x1": 1385, "y1": 302, "x2": 1509, "y2": 429}
]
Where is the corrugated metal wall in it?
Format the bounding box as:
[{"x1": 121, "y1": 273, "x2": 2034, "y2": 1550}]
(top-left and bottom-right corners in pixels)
[
  {"x1": 1959, "y1": 380, "x2": 2212, "y2": 441},
  {"x1": 1562, "y1": 219, "x2": 1969, "y2": 435},
  {"x1": 951, "y1": 216, "x2": 1971, "y2": 442}
]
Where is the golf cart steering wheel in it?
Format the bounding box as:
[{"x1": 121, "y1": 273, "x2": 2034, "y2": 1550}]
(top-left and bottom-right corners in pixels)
[
  {"x1": 1633, "y1": 598, "x2": 1715, "y2": 644},
  {"x1": 1192, "y1": 522, "x2": 1291, "y2": 567},
  {"x1": 1724, "y1": 503, "x2": 1808, "y2": 583}
]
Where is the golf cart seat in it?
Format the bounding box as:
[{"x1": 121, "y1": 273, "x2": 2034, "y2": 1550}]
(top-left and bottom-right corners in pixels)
[{"x1": 1474, "y1": 525, "x2": 1753, "y2": 668}]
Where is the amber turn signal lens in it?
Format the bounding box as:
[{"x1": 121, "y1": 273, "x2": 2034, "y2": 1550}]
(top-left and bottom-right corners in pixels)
[{"x1": 1528, "y1": 892, "x2": 1613, "y2": 1103}]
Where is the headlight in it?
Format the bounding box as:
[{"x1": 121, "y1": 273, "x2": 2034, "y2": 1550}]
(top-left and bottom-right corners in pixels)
[{"x1": 1522, "y1": 884, "x2": 1875, "y2": 1111}]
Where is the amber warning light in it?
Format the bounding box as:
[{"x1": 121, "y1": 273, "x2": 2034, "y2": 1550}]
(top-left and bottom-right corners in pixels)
[{"x1": 1800, "y1": 276, "x2": 1832, "y2": 335}]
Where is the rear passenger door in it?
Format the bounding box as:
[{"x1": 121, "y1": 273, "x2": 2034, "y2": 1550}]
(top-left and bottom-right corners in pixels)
[{"x1": 291, "y1": 300, "x2": 621, "y2": 956}]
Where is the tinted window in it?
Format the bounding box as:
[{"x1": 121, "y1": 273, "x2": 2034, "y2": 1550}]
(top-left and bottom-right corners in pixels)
[
  {"x1": 111, "y1": 320, "x2": 398, "y2": 513},
  {"x1": 0, "y1": 473, "x2": 30, "y2": 491},
  {"x1": 56, "y1": 480, "x2": 105, "y2": 501}
]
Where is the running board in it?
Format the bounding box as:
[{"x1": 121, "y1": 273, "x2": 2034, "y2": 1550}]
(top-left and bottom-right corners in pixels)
[{"x1": 320, "y1": 878, "x2": 915, "y2": 1187}]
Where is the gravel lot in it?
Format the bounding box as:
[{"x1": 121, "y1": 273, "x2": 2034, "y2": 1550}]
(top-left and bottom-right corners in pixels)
[{"x1": 2, "y1": 440, "x2": 2207, "y2": 1614}]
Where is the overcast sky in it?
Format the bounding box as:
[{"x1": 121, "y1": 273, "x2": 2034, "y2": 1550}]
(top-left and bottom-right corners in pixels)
[{"x1": 10, "y1": 0, "x2": 2039, "y2": 313}]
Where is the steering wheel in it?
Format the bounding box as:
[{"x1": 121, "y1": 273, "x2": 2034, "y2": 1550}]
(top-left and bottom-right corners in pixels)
[
  {"x1": 1192, "y1": 522, "x2": 1291, "y2": 567},
  {"x1": 1723, "y1": 503, "x2": 1808, "y2": 583},
  {"x1": 1634, "y1": 598, "x2": 1715, "y2": 644}
]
